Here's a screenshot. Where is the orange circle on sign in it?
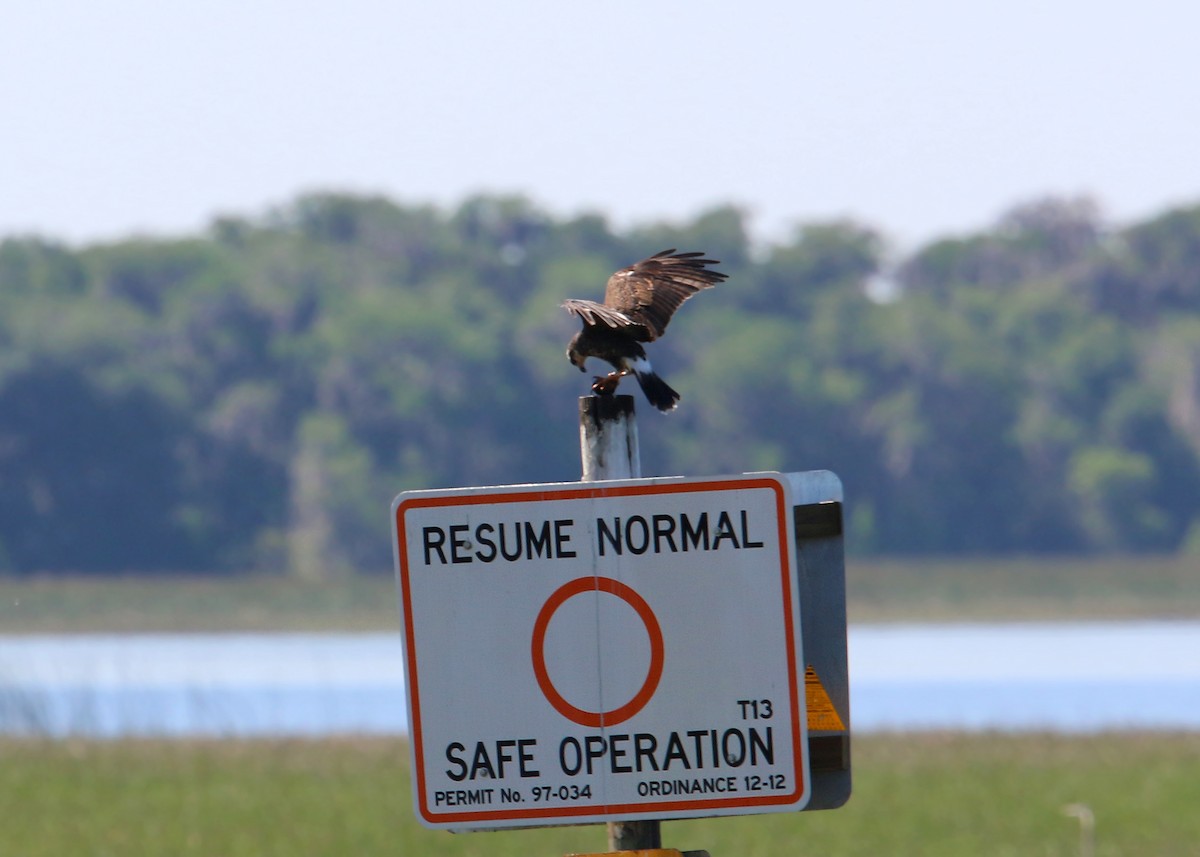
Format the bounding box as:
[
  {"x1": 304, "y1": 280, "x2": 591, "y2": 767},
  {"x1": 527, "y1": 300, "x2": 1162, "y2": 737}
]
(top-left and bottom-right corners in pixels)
[{"x1": 531, "y1": 576, "x2": 664, "y2": 728}]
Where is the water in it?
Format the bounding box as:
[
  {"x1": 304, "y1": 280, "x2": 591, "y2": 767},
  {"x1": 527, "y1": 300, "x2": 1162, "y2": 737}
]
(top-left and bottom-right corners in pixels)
[
  {"x1": 849, "y1": 622, "x2": 1200, "y2": 731},
  {"x1": 0, "y1": 634, "x2": 407, "y2": 737},
  {"x1": 2, "y1": 622, "x2": 1197, "y2": 737}
]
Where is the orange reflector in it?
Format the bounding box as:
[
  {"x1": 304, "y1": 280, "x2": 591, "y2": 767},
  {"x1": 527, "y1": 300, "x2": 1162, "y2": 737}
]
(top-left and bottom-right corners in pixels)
[{"x1": 805, "y1": 665, "x2": 846, "y2": 731}]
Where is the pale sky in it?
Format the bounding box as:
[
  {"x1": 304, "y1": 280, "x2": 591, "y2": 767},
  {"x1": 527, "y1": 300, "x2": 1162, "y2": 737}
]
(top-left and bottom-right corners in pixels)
[{"x1": 3, "y1": 0, "x2": 1199, "y2": 251}]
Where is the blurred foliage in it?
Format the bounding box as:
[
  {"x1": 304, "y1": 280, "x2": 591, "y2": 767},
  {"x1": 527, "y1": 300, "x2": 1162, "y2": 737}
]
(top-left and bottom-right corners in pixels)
[{"x1": 3, "y1": 192, "x2": 1200, "y2": 576}]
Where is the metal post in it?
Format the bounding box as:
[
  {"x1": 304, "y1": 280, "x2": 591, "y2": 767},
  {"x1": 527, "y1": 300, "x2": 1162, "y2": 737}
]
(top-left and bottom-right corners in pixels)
[
  {"x1": 579, "y1": 395, "x2": 640, "y2": 481},
  {"x1": 578, "y1": 394, "x2": 659, "y2": 851}
]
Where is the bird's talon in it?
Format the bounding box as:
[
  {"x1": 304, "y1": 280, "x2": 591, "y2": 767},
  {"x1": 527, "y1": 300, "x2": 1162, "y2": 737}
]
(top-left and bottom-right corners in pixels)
[{"x1": 591, "y1": 373, "x2": 623, "y2": 396}]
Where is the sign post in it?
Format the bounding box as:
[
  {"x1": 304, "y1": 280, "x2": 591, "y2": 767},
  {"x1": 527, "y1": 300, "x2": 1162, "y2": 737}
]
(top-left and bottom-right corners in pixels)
[
  {"x1": 392, "y1": 395, "x2": 850, "y2": 849},
  {"x1": 579, "y1": 395, "x2": 657, "y2": 851}
]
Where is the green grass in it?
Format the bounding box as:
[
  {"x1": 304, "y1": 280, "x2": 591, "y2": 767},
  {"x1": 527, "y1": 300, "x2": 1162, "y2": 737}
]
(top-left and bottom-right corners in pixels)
[
  {"x1": 0, "y1": 574, "x2": 400, "y2": 633},
  {"x1": 1, "y1": 555, "x2": 1198, "y2": 633},
  {"x1": 846, "y1": 555, "x2": 1200, "y2": 622},
  {"x1": 2, "y1": 733, "x2": 1198, "y2": 856}
]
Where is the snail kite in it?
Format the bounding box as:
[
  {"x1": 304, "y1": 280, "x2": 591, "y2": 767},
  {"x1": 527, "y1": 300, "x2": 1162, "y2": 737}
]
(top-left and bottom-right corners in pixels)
[{"x1": 563, "y1": 249, "x2": 726, "y2": 412}]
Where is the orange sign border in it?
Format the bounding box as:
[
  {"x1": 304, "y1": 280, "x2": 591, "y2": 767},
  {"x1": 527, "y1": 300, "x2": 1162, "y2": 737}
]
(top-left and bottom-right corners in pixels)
[{"x1": 395, "y1": 476, "x2": 806, "y2": 826}]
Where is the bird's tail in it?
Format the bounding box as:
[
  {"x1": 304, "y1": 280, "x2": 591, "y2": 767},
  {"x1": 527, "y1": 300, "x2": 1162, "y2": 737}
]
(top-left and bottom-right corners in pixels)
[{"x1": 632, "y1": 361, "x2": 680, "y2": 412}]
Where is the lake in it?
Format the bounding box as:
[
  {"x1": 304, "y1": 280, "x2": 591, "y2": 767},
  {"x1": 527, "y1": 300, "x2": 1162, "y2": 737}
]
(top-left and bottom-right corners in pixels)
[{"x1": 1, "y1": 622, "x2": 1197, "y2": 737}]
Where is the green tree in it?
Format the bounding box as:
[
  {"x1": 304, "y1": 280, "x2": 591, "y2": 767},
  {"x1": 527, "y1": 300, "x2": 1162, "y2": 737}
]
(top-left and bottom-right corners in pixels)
[
  {"x1": 6, "y1": 191, "x2": 1200, "y2": 573},
  {"x1": 1080, "y1": 203, "x2": 1200, "y2": 321}
]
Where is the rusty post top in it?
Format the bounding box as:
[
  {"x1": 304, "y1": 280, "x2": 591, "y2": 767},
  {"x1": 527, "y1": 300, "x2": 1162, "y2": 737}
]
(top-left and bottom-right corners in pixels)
[
  {"x1": 567, "y1": 850, "x2": 711, "y2": 857},
  {"x1": 579, "y1": 393, "x2": 636, "y2": 424}
]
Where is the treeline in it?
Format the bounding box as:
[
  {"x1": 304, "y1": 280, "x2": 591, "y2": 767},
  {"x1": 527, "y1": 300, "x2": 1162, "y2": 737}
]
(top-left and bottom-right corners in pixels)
[{"x1": 3, "y1": 193, "x2": 1200, "y2": 575}]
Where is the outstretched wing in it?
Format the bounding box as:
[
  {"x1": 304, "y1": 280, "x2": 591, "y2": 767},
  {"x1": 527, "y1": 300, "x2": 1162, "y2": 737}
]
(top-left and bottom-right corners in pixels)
[
  {"x1": 561, "y1": 299, "x2": 650, "y2": 338},
  {"x1": 602, "y1": 249, "x2": 727, "y2": 341}
]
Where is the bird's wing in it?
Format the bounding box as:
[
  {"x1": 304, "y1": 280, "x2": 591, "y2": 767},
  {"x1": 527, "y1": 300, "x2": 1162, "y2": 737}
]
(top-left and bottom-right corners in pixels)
[
  {"x1": 603, "y1": 249, "x2": 727, "y2": 341},
  {"x1": 561, "y1": 299, "x2": 651, "y2": 338}
]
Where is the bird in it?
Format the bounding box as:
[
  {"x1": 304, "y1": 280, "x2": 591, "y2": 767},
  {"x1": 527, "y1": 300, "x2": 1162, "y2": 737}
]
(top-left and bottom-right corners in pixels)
[{"x1": 563, "y1": 249, "x2": 727, "y2": 412}]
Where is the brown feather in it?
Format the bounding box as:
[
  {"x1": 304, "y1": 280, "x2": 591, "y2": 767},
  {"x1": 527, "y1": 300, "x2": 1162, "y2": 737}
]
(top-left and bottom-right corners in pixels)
[
  {"x1": 561, "y1": 299, "x2": 652, "y2": 339},
  {"x1": 601, "y1": 249, "x2": 727, "y2": 341}
]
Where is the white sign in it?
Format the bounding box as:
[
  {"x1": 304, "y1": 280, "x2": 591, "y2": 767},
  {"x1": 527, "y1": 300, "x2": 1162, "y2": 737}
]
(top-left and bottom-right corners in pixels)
[{"x1": 392, "y1": 474, "x2": 810, "y2": 830}]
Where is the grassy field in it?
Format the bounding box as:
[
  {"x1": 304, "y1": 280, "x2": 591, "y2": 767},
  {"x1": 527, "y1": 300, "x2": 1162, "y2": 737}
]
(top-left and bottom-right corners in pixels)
[
  {"x1": 1, "y1": 555, "x2": 1198, "y2": 633},
  {"x1": 2, "y1": 564, "x2": 1197, "y2": 854},
  {"x1": 844, "y1": 554, "x2": 1200, "y2": 622},
  {"x1": 2, "y1": 732, "x2": 1198, "y2": 856}
]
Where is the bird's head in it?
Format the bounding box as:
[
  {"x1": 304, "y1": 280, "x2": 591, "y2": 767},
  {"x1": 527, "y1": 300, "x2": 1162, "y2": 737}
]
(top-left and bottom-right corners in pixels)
[{"x1": 566, "y1": 333, "x2": 588, "y2": 372}]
